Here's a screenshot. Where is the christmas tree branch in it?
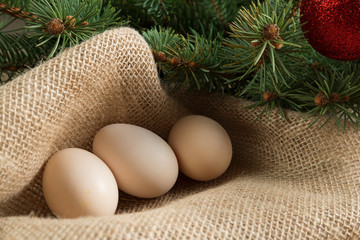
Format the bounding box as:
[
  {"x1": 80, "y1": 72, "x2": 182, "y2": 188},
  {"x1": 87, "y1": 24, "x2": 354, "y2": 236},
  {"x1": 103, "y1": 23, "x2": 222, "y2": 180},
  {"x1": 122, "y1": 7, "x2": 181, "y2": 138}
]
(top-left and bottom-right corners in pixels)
[
  {"x1": 1, "y1": 0, "x2": 124, "y2": 82},
  {"x1": 0, "y1": 1, "x2": 36, "y2": 21},
  {"x1": 0, "y1": 32, "x2": 49, "y2": 84},
  {"x1": 25, "y1": 0, "x2": 124, "y2": 59},
  {"x1": 143, "y1": 27, "x2": 235, "y2": 92},
  {"x1": 296, "y1": 63, "x2": 360, "y2": 132},
  {"x1": 152, "y1": 48, "x2": 237, "y2": 82},
  {"x1": 1, "y1": 0, "x2": 359, "y2": 131},
  {"x1": 210, "y1": 0, "x2": 226, "y2": 27}
]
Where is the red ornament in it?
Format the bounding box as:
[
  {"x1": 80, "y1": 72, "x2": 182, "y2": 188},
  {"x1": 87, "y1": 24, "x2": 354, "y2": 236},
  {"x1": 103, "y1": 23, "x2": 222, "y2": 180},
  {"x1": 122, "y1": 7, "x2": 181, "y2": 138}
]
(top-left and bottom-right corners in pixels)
[{"x1": 300, "y1": 0, "x2": 360, "y2": 61}]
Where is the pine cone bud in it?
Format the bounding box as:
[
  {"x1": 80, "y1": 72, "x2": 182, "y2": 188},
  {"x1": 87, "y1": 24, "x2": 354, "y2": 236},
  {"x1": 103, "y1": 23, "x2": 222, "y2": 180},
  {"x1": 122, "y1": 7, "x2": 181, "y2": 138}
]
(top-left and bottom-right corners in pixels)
[
  {"x1": 8, "y1": 65, "x2": 18, "y2": 71},
  {"x1": 330, "y1": 93, "x2": 340, "y2": 103},
  {"x1": 263, "y1": 23, "x2": 280, "y2": 40},
  {"x1": 314, "y1": 92, "x2": 329, "y2": 106},
  {"x1": 341, "y1": 96, "x2": 350, "y2": 103},
  {"x1": 171, "y1": 57, "x2": 181, "y2": 67},
  {"x1": 0, "y1": 3, "x2": 7, "y2": 8},
  {"x1": 263, "y1": 91, "x2": 276, "y2": 102},
  {"x1": 188, "y1": 61, "x2": 196, "y2": 69},
  {"x1": 311, "y1": 62, "x2": 319, "y2": 69},
  {"x1": 46, "y1": 18, "x2": 64, "y2": 35},
  {"x1": 311, "y1": 62, "x2": 325, "y2": 71},
  {"x1": 291, "y1": 7, "x2": 299, "y2": 18},
  {"x1": 66, "y1": 16, "x2": 76, "y2": 26},
  {"x1": 81, "y1": 21, "x2": 89, "y2": 26},
  {"x1": 274, "y1": 37, "x2": 284, "y2": 49},
  {"x1": 156, "y1": 52, "x2": 166, "y2": 61}
]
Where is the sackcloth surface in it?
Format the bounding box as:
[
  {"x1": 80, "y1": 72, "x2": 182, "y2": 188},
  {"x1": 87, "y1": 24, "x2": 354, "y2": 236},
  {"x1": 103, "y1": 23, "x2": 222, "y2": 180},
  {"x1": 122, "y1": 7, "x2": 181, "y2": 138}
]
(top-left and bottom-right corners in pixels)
[{"x1": 0, "y1": 27, "x2": 359, "y2": 239}]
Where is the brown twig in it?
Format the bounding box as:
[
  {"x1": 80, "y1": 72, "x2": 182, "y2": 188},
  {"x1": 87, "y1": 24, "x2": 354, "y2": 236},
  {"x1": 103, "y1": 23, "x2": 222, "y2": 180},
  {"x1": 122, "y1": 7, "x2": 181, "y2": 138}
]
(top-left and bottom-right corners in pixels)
[
  {"x1": 158, "y1": 0, "x2": 170, "y2": 25},
  {"x1": 0, "y1": 3, "x2": 37, "y2": 21},
  {"x1": 151, "y1": 49, "x2": 237, "y2": 79},
  {"x1": 211, "y1": 0, "x2": 226, "y2": 27},
  {"x1": 1, "y1": 64, "x2": 25, "y2": 71}
]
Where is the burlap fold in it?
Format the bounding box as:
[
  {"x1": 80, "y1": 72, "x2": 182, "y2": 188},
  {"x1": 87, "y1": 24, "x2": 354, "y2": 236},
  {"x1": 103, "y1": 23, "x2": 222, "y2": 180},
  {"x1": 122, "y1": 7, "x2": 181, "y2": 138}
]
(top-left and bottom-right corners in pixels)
[{"x1": 0, "y1": 27, "x2": 359, "y2": 239}]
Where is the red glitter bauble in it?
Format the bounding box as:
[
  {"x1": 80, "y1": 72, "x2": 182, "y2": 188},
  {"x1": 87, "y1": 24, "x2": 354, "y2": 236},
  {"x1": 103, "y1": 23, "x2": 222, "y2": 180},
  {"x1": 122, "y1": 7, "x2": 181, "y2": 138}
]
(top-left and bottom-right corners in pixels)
[{"x1": 300, "y1": 0, "x2": 360, "y2": 61}]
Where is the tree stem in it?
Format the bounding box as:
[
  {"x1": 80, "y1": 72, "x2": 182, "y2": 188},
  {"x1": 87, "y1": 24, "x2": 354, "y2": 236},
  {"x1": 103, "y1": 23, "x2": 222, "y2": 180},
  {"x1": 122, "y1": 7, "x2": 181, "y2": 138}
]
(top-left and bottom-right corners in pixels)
[
  {"x1": 0, "y1": 3, "x2": 37, "y2": 21},
  {"x1": 210, "y1": 0, "x2": 226, "y2": 27}
]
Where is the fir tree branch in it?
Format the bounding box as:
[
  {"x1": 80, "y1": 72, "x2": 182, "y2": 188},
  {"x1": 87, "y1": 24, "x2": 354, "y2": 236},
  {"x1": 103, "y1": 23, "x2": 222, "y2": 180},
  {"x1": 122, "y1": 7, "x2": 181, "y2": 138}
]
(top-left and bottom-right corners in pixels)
[
  {"x1": 0, "y1": 1, "x2": 37, "y2": 21},
  {"x1": 151, "y1": 48, "x2": 236, "y2": 82},
  {"x1": 143, "y1": 27, "x2": 236, "y2": 92},
  {"x1": 210, "y1": 0, "x2": 226, "y2": 27},
  {"x1": 26, "y1": 0, "x2": 124, "y2": 59},
  {"x1": 295, "y1": 63, "x2": 360, "y2": 132},
  {"x1": 1, "y1": 64, "x2": 24, "y2": 71},
  {"x1": 222, "y1": 0, "x2": 308, "y2": 95},
  {"x1": 1, "y1": 0, "x2": 359, "y2": 131},
  {"x1": 0, "y1": 32, "x2": 49, "y2": 84}
]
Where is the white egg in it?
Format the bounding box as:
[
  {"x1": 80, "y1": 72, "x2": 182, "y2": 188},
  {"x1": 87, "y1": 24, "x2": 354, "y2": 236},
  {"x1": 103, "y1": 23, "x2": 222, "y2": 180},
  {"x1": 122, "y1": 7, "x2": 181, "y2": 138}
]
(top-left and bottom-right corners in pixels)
[
  {"x1": 42, "y1": 148, "x2": 119, "y2": 218},
  {"x1": 92, "y1": 124, "x2": 178, "y2": 198},
  {"x1": 168, "y1": 115, "x2": 232, "y2": 181}
]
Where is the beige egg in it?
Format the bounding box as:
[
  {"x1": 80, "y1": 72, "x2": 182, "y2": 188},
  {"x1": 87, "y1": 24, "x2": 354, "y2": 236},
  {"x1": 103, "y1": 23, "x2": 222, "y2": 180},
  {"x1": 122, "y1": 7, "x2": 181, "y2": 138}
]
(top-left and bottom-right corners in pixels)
[
  {"x1": 92, "y1": 124, "x2": 178, "y2": 198},
  {"x1": 168, "y1": 115, "x2": 232, "y2": 181},
  {"x1": 42, "y1": 148, "x2": 119, "y2": 218}
]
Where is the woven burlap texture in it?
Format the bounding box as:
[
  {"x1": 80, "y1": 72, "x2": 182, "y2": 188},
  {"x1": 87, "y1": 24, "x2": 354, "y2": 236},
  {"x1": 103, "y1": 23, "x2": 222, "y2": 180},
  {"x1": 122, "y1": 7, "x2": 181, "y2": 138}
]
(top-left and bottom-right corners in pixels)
[{"x1": 0, "y1": 27, "x2": 359, "y2": 239}]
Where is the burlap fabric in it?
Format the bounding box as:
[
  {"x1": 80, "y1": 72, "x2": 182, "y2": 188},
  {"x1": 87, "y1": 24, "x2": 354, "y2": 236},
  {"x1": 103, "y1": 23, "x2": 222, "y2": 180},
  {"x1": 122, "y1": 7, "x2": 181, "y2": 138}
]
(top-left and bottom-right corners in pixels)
[{"x1": 0, "y1": 27, "x2": 359, "y2": 239}]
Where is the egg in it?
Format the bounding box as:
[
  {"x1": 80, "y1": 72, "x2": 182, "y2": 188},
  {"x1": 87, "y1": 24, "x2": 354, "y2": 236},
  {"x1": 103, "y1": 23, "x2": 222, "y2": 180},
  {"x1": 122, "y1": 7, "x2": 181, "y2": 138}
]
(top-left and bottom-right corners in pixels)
[
  {"x1": 92, "y1": 124, "x2": 178, "y2": 198},
  {"x1": 168, "y1": 115, "x2": 232, "y2": 181},
  {"x1": 42, "y1": 148, "x2": 119, "y2": 218}
]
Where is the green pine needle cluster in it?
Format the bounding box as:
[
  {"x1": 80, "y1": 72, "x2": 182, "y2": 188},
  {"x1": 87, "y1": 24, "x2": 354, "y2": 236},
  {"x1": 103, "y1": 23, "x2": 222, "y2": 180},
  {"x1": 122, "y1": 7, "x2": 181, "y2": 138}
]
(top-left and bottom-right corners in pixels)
[
  {"x1": 27, "y1": 0, "x2": 123, "y2": 59},
  {"x1": 142, "y1": 27, "x2": 226, "y2": 92},
  {"x1": 1, "y1": 0, "x2": 360, "y2": 131},
  {"x1": 299, "y1": 63, "x2": 360, "y2": 132},
  {"x1": 223, "y1": 0, "x2": 305, "y2": 92}
]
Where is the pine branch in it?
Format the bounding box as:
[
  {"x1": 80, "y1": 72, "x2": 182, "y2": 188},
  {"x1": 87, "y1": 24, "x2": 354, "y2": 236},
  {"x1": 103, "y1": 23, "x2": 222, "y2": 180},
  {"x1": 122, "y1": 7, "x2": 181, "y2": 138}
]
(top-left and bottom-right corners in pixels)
[
  {"x1": 0, "y1": 1, "x2": 36, "y2": 21},
  {"x1": 210, "y1": 0, "x2": 226, "y2": 27},
  {"x1": 113, "y1": 0, "x2": 242, "y2": 39},
  {"x1": 142, "y1": 27, "x2": 235, "y2": 93},
  {"x1": 295, "y1": 63, "x2": 360, "y2": 132},
  {"x1": 1, "y1": 0, "x2": 359, "y2": 131},
  {"x1": 25, "y1": 0, "x2": 124, "y2": 59},
  {"x1": 138, "y1": 0, "x2": 172, "y2": 26},
  {"x1": 0, "y1": 32, "x2": 49, "y2": 84},
  {"x1": 222, "y1": 0, "x2": 308, "y2": 91},
  {"x1": 240, "y1": 54, "x2": 305, "y2": 121},
  {"x1": 207, "y1": 0, "x2": 249, "y2": 26},
  {"x1": 1, "y1": 0, "x2": 124, "y2": 82}
]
